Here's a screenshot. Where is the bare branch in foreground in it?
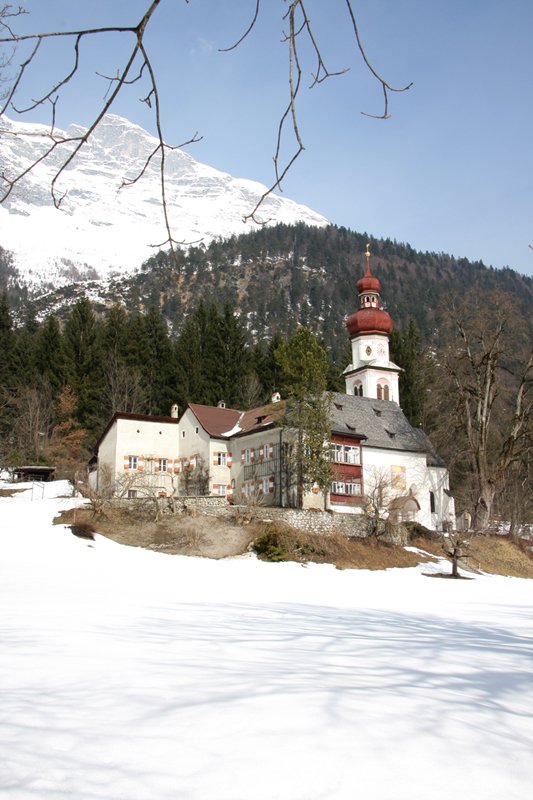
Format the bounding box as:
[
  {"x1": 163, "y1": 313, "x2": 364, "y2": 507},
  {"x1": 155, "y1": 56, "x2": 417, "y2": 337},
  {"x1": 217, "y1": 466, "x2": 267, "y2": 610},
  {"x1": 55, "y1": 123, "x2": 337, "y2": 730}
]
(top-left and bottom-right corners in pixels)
[
  {"x1": 1, "y1": 1, "x2": 412, "y2": 243},
  {"x1": 242, "y1": 0, "x2": 412, "y2": 223}
]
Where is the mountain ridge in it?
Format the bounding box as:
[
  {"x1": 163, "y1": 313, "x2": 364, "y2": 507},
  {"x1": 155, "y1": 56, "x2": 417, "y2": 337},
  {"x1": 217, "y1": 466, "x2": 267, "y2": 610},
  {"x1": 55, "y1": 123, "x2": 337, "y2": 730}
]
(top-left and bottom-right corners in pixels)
[{"x1": 0, "y1": 114, "x2": 328, "y2": 286}]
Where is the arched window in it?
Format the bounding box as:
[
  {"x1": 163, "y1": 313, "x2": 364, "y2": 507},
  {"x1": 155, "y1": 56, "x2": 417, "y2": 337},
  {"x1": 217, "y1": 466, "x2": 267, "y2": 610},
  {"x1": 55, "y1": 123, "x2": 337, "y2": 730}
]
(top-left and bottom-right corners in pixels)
[
  {"x1": 354, "y1": 382, "x2": 363, "y2": 397},
  {"x1": 377, "y1": 380, "x2": 390, "y2": 401}
]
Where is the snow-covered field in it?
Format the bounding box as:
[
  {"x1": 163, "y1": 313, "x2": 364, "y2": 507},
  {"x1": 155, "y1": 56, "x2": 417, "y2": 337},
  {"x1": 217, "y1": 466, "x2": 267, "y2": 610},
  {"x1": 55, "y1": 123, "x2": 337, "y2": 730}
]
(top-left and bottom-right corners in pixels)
[{"x1": 1, "y1": 481, "x2": 532, "y2": 800}]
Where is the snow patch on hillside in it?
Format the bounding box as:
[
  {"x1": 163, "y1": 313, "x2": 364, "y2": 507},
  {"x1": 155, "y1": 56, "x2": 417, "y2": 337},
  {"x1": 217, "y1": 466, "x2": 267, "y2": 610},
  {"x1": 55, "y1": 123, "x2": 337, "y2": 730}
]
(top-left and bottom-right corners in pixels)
[{"x1": 0, "y1": 114, "x2": 328, "y2": 286}]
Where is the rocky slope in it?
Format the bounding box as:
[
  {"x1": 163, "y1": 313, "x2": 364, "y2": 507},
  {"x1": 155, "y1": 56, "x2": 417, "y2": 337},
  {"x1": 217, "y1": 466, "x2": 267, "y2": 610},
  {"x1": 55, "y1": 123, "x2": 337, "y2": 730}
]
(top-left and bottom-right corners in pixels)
[{"x1": 0, "y1": 114, "x2": 327, "y2": 287}]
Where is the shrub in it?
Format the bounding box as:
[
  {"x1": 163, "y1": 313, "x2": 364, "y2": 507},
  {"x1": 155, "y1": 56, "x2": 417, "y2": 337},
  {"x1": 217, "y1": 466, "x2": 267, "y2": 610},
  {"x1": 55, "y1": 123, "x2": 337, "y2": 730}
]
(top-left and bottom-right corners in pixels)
[
  {"x1": 252, "y1": 532, "x2": 286, "y2": 562},
  {"x1": 70, "y1": 522, "x2": 96, "y2": 540}
]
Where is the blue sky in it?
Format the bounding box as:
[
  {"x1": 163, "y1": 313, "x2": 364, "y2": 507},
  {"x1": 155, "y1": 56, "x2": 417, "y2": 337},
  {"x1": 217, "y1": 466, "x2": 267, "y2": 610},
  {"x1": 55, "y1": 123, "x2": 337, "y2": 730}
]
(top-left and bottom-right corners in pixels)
[{"x1": 3, "y1": 0, "x2": 533, "y2": 276}]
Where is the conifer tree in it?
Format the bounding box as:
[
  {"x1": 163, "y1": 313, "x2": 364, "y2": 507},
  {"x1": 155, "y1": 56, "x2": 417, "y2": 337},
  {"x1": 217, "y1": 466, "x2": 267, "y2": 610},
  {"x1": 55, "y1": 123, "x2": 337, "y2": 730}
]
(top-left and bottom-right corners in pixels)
[
  {"x1": 100, "y1": 305, "x2": 130, "y2": 362},
  {"x1": 32, "y1": 315, "x2": 65, "y2": 395},
  {"x1": 218, "y1": 303, "x2": 252, "y2": 408},
  {"x1": 275, "y1": 327, "x2": 332, "y2": 508},
  {"x1": 99, "y1": 306, "x2": 149, "y2": 415},
  {"x1": 0, "y1": 290, "x2": 15, "y2": 388},
  {"x1": 175, "y1": 311, "x2": 206, "y2": 406},
  {"x1": 62, "y1": 299, "x2": 103, "y2": 432},
  {"x1": 390, "y1": 318, "x2": 425, "y2": 426},
  {"x1": 140, "y1": 307, "x2": 178, "y2": 416},
  {"x1": 201, "y1": 303, "x2": 226, "y2": 405},
  {"x1": 253, "y1": 331, "x2": 285, "y2": 400}
]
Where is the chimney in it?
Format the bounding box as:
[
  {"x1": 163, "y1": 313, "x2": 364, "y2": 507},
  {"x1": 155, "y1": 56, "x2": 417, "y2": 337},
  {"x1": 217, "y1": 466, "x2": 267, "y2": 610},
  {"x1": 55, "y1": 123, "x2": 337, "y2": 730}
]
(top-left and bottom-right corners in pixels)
[
  {"x1": 217, "y1": 400, "x2": 226, "y2": 409},
  {"x1": 271, "y1": 391, "x2": 281, "y2": 403},
  {"x1": 170, "y1": 403, "x2": 179, "y2": 418}
]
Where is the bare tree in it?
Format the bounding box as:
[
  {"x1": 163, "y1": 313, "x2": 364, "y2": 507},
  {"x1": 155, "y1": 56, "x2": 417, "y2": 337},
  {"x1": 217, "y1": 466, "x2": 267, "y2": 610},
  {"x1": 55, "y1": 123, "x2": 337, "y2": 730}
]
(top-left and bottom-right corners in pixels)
[
  {"x1": 103, "y1": 357, "x2": 147, "y2": 416},
  {"x1": 433, "y1": 290, "x2": 533, "y2": 531},
  {"x1": 0, "y1": 5, "x2": 25, "y2": 99},
  {"x1": 0, "y1": 2, "x2": 411, "y2": 248},
  {"x1": 179, "y1": 455, "x2": 210, "y2": 496},
  {"x1": 362, "y1": 467, "x2": 397, "y2": 538},
  {"x1": 442, "y1": 529, "x2": 472, "y2": 579},
  {"x1": 5, "y1": 378, "x2": 53, "y2": 462}
]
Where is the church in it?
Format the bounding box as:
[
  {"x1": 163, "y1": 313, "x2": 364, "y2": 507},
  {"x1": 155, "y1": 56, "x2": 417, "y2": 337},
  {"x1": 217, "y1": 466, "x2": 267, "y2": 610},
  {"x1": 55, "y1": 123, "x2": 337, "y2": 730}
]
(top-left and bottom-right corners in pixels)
[{"x1": 90, "y1": 247, "x2": 455, "y2": 530}]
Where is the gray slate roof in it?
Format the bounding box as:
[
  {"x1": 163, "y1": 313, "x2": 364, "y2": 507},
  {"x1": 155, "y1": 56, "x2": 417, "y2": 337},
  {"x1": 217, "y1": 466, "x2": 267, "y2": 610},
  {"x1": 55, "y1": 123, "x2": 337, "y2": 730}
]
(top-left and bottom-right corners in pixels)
[{"x1": 328, "y1": 392, "x2": 446, "y2": 467}]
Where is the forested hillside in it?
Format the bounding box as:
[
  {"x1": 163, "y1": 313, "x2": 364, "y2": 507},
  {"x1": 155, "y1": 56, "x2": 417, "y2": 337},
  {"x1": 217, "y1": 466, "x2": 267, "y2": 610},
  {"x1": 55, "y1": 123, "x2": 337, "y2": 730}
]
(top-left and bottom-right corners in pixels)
[{"x1": 12, "y1": 224, "x2": 533, "y2": 362}]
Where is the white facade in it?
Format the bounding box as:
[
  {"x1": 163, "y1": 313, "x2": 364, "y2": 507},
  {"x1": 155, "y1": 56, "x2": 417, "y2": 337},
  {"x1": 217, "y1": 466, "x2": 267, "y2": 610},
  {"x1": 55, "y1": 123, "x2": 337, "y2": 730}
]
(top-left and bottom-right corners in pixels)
[
  {"x1": 90, "y1": 415, "x2": 180, "y2": 498},
  {"x1": 178, "y1": 408, "x2": 233, "y2": 498},
  {"x1": 344, "y1": 333, "x2": 400, "y2": 403},
  {"x1": 362, "y1": 446, "x2": 455, "y2": 530}
]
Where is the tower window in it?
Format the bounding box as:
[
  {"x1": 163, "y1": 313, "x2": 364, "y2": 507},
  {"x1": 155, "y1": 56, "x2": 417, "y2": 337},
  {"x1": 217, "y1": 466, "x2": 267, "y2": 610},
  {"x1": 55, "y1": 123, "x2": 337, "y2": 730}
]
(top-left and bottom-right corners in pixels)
[{"x1": 377, "y1": 381, "x2": 390, "y2": 401}]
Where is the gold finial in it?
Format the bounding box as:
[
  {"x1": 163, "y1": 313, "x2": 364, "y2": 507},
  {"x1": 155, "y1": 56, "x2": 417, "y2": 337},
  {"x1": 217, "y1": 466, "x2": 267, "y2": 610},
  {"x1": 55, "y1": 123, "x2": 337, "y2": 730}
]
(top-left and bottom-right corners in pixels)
[{"x1": 365, "y1": 243, "x2": 371, "y2": 258}]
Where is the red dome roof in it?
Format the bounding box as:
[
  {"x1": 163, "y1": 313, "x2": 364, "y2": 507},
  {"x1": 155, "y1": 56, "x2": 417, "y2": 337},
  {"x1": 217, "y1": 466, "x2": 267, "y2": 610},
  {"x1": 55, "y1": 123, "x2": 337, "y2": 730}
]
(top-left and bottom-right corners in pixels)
[
  {"x1": 356, "y1": 272, "x2": 381, "y2": 294},
  {"x1": 346, "y1": 307, "x2": 393, "y2": 337}
]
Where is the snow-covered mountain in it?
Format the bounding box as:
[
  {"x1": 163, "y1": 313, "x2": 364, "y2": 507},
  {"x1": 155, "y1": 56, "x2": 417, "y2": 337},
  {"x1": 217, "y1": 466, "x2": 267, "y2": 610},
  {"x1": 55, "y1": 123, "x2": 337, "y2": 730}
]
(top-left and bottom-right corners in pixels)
[{"x1": 0, "y1": 114, "x2": 328, "y2": 286}]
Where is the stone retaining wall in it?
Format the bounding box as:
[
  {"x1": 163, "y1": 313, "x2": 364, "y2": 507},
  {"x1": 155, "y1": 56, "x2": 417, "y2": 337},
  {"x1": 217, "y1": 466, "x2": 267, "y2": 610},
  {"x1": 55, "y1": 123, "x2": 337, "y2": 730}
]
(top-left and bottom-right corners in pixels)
[
  {"x1": 105, "y1": 496, "x2": 407, "y2": 544},
  {"x1": 226, "y1": 505, "x2": 407, "y2": 544},
  {"x1": 107, "y1": 496, "x2": 227, "y2": 512},
  {"x1": 231, "y1": 505, "x2": 369, "y2": 537}
]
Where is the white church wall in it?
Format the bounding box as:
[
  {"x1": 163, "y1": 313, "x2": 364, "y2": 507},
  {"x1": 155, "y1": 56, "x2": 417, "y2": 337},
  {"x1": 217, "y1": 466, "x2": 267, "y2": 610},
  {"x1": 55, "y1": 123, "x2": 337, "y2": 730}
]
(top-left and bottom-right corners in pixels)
[
  {"x1": 428, "y1": 465, "x2": 456, "y2": 531},
  {"x1": 362, "y1": 447, "x2": 442, "y2": 529}
]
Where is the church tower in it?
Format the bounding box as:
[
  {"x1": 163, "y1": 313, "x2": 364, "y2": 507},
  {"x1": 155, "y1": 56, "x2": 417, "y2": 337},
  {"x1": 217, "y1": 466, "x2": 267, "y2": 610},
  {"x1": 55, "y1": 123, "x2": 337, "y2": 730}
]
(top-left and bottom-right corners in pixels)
[{"x1": 343, "y1": 245, "x2": 401, "y2": 402}]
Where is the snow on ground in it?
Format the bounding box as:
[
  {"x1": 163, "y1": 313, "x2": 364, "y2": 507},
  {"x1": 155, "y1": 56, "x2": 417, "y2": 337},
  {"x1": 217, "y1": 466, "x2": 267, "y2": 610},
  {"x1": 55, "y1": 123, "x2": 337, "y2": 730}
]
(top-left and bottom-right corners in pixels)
[{"x1": 1, "y1": 482, "x2": 532, "y2": 800}]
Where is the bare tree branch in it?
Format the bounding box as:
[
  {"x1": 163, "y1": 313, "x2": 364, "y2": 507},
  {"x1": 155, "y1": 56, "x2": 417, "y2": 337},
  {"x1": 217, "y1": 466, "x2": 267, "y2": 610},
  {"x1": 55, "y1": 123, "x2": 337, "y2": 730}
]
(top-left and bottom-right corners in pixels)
[
  {"x1": 343, "y1": 0, "x2": 413, "y2": 119},
  {"x1": 219, "y1": 0, "x2": 260, "y2": 53},
  {"x1": 243, "y1": 0, "x2": 412, "y2": 223},
  {"x1": 1, "y1": 1, "x2": 412, "y2": 245}
]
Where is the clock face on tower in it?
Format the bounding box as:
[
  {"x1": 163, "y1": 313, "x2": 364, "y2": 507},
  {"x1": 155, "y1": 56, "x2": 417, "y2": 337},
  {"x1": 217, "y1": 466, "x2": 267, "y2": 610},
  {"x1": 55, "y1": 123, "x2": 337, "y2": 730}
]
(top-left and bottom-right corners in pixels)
[
  {"x1": 377, "y1": 343, "x2": 386, "y2": 358},
  {"x1": 365, "y1": 345, "x2": 373, "y2": 357}
]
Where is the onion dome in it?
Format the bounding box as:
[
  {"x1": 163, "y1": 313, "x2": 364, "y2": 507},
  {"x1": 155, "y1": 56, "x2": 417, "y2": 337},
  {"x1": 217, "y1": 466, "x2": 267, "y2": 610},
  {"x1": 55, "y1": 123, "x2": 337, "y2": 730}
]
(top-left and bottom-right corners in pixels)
[
  {"x1": 356, "y1": 269, "x2": 381, "y2": 294},
  {"x1": 345, "y1": 243, "x2": 394, "y2": 337},
  {"x1": 346, "y1": 306, "x2": 393, "y2": 337}
]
